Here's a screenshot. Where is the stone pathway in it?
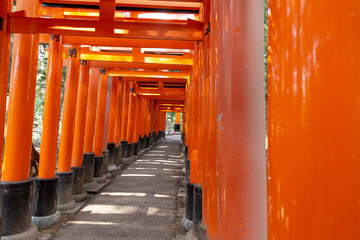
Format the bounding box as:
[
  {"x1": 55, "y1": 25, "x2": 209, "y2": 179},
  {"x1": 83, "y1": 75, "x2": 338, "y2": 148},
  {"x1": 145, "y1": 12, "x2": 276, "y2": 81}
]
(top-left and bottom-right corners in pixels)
[{"x1": 51, "y1": 137, "x2": 183, "y2": 240}]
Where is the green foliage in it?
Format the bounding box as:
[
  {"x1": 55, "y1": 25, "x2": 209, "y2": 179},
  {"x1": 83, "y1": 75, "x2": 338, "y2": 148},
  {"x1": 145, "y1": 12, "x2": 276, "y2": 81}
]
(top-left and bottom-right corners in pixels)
[{"x1": 33, "y1": 44, "x2": 49, "y2": 147}]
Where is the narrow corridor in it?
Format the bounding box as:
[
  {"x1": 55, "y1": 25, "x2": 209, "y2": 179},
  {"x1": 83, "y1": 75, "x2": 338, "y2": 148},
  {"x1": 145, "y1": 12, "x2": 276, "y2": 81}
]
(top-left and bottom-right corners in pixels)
[{"x1": 51, "y1": 137, "x2": 183, "y2": 240}]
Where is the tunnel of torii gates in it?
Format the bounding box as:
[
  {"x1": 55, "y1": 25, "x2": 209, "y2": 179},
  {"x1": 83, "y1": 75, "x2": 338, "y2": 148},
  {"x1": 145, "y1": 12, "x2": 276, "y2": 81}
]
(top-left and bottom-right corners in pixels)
[{"x1": 0, "y1": 0, "x2": 359, "y2": 239}]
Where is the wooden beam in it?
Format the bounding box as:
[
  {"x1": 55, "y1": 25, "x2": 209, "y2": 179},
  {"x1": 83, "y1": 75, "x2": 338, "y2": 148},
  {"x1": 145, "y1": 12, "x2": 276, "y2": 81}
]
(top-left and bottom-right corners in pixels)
[
  {"x1": 90, "y1": 61, "x2": 191, "y2": 70},
  {"x1": 123, "y1": 77, "x2": 187, "y2": 82},
  {"x1": 108, "y1": 70, "x2": 188, "y2": 78},
  {"x1": 9, "y1": 16, "x2": 203, "y2": 41},
  {"x1": 41, "y1": 0, "x2": 201, "y2": 11},
  {"x1": 39, "y1": 34, "x2": 195, "y2": 49}
]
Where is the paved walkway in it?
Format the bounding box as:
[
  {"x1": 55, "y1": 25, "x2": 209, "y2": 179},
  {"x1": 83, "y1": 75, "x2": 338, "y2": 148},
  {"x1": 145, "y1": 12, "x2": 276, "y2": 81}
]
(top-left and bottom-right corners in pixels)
[{"x1": 52, "y1": 137, "x2": 183, "y2": 240}]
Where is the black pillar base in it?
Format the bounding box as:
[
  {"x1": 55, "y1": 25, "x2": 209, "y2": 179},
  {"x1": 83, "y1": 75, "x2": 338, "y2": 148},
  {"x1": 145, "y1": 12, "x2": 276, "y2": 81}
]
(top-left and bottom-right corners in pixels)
[
  {"x1": 185, "y1": 181, "x2": 194, "y2": 221},
  {"x1": 33, "y1": 177, "x2": 57, "y2": 217},
  {"x1": 82, "y1": 153, "x2": 97, "y2": 190},
  {"x1": 127, "y1": 143, "x2": 134, "y2": 157},
  {"x1": 94, "y1": 156, "x2": 105, "y2": 183},
  {"x1": 71, "y1": 166, "x2": 87, "y2": 202},
  {"x1": 134, "y1": 142, "x2": 139, "y2": 156},
  {"x1": 193, "y1": 184, "x2": 203, "y2": 237},
  {"x1": 102, "y1": 150, "x2": 110, "y2": 177},
  {"x1": 121, "y1": 141, "x2": 128, "y2": 158},
  {"x1": 32, "y1": 177, "x2": 61, "y2": 230},
  {"x1": 138, "y1": 135, "x2": 142, "y2": 152},
  {"x1": 185, "y1": 159, "x2": 190, "y2": 181},
  {"x1": 0, "y1": 178, "x2": 38, "y2": 239},
  {"x1": 198, "y1": 220, "x2": 208, "y2": 240},
  {"x1": 185, "y1": 145, "x2": 189, "y2": 159},
  {"x1": 117, "y1": 144, "x2": 123, "y2": 165},
  {"x1": 147, "y1": 134, "x2": 151, "y2": 148},
  {"x1": 56, "y1": 171, "x2": 76, "y2": 212},
  {"x1": 137, "y1": 140, "x2": 141, "y2": 153},
  {"x1": 107, "y1": 143, "x2": 117, "y2": 171},
  {"x1": 115, "y1": 146, "x2": 121, "y2": 166},
  {"x1": 142, "y1": 137, "x2": 146, "y2": 150}
]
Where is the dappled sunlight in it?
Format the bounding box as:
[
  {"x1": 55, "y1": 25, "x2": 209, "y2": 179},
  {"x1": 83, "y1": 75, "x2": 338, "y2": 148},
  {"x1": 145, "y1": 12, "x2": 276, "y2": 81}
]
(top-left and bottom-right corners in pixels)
[
  {"x1": 154, "y1": 194, "x2": 174, "y2": 198},
  {"x1": 146, "y1": 207, "x2": 167, "y2": 216},
  {"x1": 144, "y1": 154, "x2": 166, "y2": 157},
  {"x1": 134, "y1": 162, "x2": 161, "y2": 165},
  {"x1": 69, "y1": 221, "x2": 120, "y2": 226},
  {"x1": 100, "y1": 192, "x2": 147, "y2": 197},
  {"x1": 121, "y1": 174, "x2": 156, "y2": 177},
  {"x1": 83, "y1": 204, "x2": 139, "y2": 214}
]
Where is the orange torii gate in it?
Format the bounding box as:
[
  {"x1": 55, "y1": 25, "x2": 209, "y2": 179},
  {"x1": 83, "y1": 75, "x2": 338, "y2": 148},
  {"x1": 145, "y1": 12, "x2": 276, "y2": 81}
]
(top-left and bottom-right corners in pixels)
[{"x1": 0, "y1": 0, "x2": 359, "y2": 239}]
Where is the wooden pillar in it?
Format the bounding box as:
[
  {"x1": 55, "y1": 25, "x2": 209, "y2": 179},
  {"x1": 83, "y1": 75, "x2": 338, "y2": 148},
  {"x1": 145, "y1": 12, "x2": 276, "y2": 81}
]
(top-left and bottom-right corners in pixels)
[
  {"x1": 126, "y1": 82, "x2": 136, "y2": 144},
  {"x1": 121, "y1": 81, "x2": 130, "y2": 141},
  {"x1": 133, "y1": 95, "x2": 141, "y2": 143},
  {"x1": 190, "y1": 43, "x2": 200, "y2": 184},
  {"x1": 3, "y1": 0, "x2": 41, "y2": 181},
  {"x1": 83, "y1": 68, "x2": 100, "y2": 153},
  {"x1": 215, "y1": 0, "x2": 266, "y2": 238},
  {"x1": 93, "y1": 68, "x2": 108, "y2": 156},
  {"x1": 71, "y1": 60, "x2": 90, "y2": 167},
  {"x1": 208, "y1": 0, "x2": 218, "y2": 236},
  {"x1": 140, "y1": 98, "x2": 147, "y2": 138},
  {"x1": 146, "y1": 99, "x2": 153, "y2": 136},
  {"x1": 107, "y1": 76, "x2": 118, "y2": 144},
  {"x1": 268, "y1": 1, "x2": 360, "y2": 239},
  {"x1": 1, "y1": 0, "x2": 41, "y2": 237},
  {"x1": 58, "y1": 45, "x2": 81, "y2": 173},
  {"x1": 114, "y1": 78, "x2": 123, "y2": 145},
  {"x1": 0, "y1": 0, "x2": 12, "y2": 178},
  {"x1": 38, "y1": 35, "x2": 63, "y2": 178}
]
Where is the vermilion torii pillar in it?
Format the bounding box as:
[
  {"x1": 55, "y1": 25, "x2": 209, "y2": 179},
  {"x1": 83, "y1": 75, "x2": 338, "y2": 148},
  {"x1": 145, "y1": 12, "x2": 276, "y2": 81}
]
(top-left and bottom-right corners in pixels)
[
  {"x1": 114, "y1": 78, "x2": 124, "y2": 165},
  {"x1": 83, "y1": 68, "x2": 100, "y2": 186},
  {"x1": 107, "y1": 76, "x2": 119, "y2": 171},
  {"x1": 0, "y1": 0, "x2": 12, "y2": 180},
  {"x1": 32, "y1": 34, "x2": 63, "y2": 230},
  {"x1": 215, "y1": 0, "x2": 266, "y2": 239},
  {"x1": 146, "y1": 99, "x2": 153, "y2": 148},
  {"x1": 70, "y1": 59, "x2": 90, "y2": 202},
  {"x1": 268, "y1": 1, "x2": 360, "y2": 239},
  {"x1": 93, "y1": 68, "x2": 109, "y2": 181},
  {"x1": 126, "y1": 81, "x2": 137, "y2": 158},
  {"x1": 121, "y1": 81, "x2": 130, "y2": 158},
  {"x1": 57, "y1": 45, "x2": 80, "y2": 212},
  {"x1": 208, "y1": 0, "x2": 218, "y2": 236},
  {"x1": 0, "y1": 0, "x2": 41, "y2": 238},
  {"x1": 140, "y1": 98, "x2": 149, "y2": 150},
  {"x1": 133, "y1": 95, "x2": 142, "y2": 155}
]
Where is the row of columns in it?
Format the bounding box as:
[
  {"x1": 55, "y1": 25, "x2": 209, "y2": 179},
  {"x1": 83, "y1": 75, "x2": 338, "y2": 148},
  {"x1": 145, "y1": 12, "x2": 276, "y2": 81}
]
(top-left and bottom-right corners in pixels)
[
  {"x1": 183, "y1": 0, "x2": 360, "y2": 240},
  {"x1": 0, "y1": 1, "x2": 167, "y2": 236}
]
